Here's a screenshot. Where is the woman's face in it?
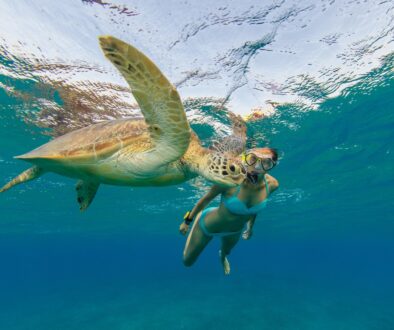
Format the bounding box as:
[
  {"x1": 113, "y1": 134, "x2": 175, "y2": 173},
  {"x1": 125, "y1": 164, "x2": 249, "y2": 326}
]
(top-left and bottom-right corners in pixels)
[{"x1": 243, "y1": 148, "x2": 276, "y2": 174}]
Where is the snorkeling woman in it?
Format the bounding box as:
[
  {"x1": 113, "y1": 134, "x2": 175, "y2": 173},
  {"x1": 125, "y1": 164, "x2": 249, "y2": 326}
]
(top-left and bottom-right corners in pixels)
[{"x1": 180, "y1": 147, "x2": 279, "y2": 275}]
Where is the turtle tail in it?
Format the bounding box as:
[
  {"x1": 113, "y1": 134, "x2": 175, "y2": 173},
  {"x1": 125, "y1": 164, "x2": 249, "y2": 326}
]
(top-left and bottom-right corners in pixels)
[{"x1": 0, "y1": 166, "x2": 44, "y2": 193}]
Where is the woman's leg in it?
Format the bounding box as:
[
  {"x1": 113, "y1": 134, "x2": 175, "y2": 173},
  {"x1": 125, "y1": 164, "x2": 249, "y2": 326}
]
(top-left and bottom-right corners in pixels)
[
  {"x1": 219, "y1": 233, "x2": 241, "y2": 275},
  {"x1": 183, "y1": 211, "x2": 213, "y2": 267}
]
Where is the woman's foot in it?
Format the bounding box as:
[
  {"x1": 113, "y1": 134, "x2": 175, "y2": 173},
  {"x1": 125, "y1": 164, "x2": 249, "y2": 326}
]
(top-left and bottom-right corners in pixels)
[
  {"x1": 219, "y1": 250, "x2": 231, "y2": 275},
  {"x1": 242, "y1": 229, "x2": 252, "y2": 240}
]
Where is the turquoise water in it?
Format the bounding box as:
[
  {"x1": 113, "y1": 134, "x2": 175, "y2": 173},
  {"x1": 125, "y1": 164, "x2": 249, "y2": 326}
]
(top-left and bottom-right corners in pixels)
[{"x1": 1, "y1": 1, "x2": 394, "y2": 329}]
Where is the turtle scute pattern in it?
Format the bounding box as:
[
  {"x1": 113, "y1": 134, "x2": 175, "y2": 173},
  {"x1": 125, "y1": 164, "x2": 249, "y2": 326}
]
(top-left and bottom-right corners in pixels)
[{"x1": 17, "y1": 119, "x2": 151, "y2": 162}]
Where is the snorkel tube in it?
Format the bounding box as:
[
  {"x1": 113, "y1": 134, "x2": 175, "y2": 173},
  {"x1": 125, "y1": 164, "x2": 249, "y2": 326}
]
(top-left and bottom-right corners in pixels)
[{"x1": 246, "y1": 171, "x2": 260, "y2": 184}]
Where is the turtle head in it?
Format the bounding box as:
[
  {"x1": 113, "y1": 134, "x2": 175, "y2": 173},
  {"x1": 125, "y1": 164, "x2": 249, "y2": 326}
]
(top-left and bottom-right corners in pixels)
[{"x1": 201, "y1": 152, "x2": 246, "y2": 187}]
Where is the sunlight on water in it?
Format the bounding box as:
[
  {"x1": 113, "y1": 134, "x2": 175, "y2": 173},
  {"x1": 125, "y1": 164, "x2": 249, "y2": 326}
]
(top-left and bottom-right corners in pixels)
[{"x1": 0, "y1": 0, "x2": 393, "y2": 237}]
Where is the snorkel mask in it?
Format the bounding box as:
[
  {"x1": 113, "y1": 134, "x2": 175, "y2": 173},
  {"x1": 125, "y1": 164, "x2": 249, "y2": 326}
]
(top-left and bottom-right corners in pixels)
[{"x1": 241, "y1": 152, "x2": 277, "y2": 184}]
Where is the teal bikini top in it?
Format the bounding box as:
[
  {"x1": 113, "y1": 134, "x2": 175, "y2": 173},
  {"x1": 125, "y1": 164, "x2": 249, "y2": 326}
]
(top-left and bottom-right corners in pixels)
[{"x1": 222, "y1": 174, "x2": 270, "y2": 216}]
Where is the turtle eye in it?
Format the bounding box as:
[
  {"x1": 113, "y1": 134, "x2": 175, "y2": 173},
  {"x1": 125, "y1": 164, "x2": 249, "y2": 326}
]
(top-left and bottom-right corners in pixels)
[{"x1": 228, "y1": 163, "x2": 240, "y2": 175}]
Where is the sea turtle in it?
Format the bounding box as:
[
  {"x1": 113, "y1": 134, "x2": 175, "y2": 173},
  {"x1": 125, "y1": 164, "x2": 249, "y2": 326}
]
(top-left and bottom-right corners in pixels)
[{"x1": 0, "y1": 36, "x2": 247, "y2": 211}]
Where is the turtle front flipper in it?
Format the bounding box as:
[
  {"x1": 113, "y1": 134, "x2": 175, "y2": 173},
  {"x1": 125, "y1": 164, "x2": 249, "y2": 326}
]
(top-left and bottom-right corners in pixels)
[
  {"x1": 99, "y1": 36, "x2": 191, "y2": 172},
  {"x1": 76, "y1": 180, "x2": 99, "y2": 211}
]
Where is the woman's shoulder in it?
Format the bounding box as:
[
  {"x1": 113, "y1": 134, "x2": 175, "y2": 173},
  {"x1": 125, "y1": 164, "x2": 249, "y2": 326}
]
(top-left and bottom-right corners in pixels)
[{"x1": 265, "y1": 174, "x2": 279, "y2": 191}]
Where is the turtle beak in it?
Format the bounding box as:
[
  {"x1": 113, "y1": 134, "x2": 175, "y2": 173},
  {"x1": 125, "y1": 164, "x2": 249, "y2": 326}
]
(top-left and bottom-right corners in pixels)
[
  {"x1": 208, "y1": 171, "x2": 244, "y2": 187},
  {"x1": 232, "y1": 173, "x2": 246, "y2": 185}
]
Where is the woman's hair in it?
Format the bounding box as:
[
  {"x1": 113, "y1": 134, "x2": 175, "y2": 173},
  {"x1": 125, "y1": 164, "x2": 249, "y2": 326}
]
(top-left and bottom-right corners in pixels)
[{"x1": 268, "y1": 148, "x2": 279, "y2": 163}]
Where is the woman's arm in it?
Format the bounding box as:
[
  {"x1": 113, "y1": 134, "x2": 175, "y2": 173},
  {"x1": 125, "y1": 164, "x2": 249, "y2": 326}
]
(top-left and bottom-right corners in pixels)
[
  {"x1": 242, "y1": 175, "x2": 280, "y2": 240},
  {"x1": 266, "y1": 174, "x2": 279, "y2": 193},
  {"x1": 188, "y1": 185, "x2": 224, "y2": 220},
  {"x1": 179, "y1": 185, "x2": 225, "y2": 235}
]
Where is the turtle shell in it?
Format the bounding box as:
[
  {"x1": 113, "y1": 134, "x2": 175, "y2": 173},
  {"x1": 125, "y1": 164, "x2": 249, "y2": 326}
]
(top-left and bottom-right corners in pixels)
[{"x1": 16, "y1": 118, "x2": 151, "y2": 164}]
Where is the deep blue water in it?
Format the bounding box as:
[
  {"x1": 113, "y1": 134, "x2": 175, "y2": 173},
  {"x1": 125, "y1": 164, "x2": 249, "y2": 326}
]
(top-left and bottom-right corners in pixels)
[
  {"x1": 1, "y1": 1, "x2": 394, "y2": 329},
  {"x1": 0, "y1": 235, "x2": 393, "y2": 329}
]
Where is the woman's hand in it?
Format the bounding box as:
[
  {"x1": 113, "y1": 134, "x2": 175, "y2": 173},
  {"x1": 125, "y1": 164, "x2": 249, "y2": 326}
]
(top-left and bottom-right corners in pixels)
[
  {"x1": 242, "y1": 215, "x2": 256, "y2": 240},
  {"x1": 179, "y1": 222, "x2": 190, "y2": 235},
  {"x1": 178, "y1": 185, "x2": 223, "y2": 236}
]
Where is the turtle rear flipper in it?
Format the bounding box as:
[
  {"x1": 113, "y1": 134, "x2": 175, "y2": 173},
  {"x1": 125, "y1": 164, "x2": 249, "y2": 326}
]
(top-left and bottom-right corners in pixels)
[
  {"x1": 76, "y1": 180, "x2": 99, "y2": 211},
  {"x1": 0, "y1": 166, "x2": 43, "y2": 193}
]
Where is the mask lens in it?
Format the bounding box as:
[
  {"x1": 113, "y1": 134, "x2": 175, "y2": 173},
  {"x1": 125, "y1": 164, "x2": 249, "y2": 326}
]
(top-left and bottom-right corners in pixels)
[
  {"x1": 262, "y1": 158, "x2": 275, "y2": 170},
  {"x1": 245, "y1": 153, "x2": 257, "y2": 166}
]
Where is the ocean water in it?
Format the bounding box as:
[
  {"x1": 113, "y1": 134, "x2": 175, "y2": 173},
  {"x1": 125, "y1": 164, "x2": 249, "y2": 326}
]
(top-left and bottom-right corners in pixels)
[{"x1": 1, "y1": 1, "x2": 394, "y2": 329}]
